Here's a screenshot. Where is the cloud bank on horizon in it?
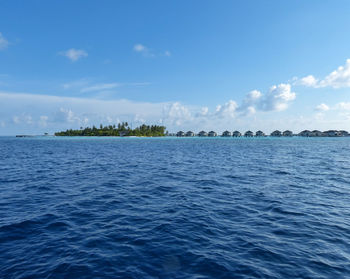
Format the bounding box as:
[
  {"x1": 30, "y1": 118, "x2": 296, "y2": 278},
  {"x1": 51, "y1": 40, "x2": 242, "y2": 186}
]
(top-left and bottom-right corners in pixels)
[{"x1": 2, "y1": 59, "x2": 350, "y2": 135}]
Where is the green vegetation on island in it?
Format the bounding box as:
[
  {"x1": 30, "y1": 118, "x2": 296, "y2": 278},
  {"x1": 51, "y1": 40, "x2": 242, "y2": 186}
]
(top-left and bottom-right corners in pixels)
[{"x1": 55, "y1": 122, "x2": 166, "y2": 137}]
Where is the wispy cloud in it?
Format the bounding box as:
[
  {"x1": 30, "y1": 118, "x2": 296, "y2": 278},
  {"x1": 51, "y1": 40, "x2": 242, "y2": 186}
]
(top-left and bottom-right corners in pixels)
[
  {"x1": 59, "y1": 48, "x2": 88, "y2": 62},
  {"x1": 133, "y1": 44, "x2": 153, "y2": 57},
  {"x1": 62, "y1": 79, "x2": 150, "y2": 94},
  {"x1": 0, "y1": 32, "x2": 9, "y2": 50},
  {"x1": 164, "y1": 50, "x2": 171, "y2": 57},
  {"x1": 334, "y1": 102, "x2": 350, "y2": 111},
  {"x1": 133, "y1": 43, "x2": 170, "y2": 57},
  {"x1": 134, "y1": 44, "x2": 147, "y2": 52},
  {"x1": 315, "y1": 103, "x2": 330, "y2": 112},
  {"x1": 80, "y1": 83, "x2": 121, "y2": 93},
  {"x1": 62, "y1": 79, "x2": 89, "y2": 90}
]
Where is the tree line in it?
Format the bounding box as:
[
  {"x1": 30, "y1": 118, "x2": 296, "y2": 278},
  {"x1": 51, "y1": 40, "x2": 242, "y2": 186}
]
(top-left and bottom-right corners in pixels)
[{"x1": 55, "y1": 122, "x2": 167, "y2": 137}]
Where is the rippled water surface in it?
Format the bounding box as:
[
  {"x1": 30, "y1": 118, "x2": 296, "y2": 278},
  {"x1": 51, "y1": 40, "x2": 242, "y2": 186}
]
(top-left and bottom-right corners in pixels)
[{"x1": 1, "y1": 136, "x2": 350, "y2": 278}]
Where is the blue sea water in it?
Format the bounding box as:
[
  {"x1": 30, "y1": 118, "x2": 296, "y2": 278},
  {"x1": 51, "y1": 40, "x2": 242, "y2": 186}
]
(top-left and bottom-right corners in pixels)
[{"x1": 1, "y1": 136, "x2": 350, "y2": 279}]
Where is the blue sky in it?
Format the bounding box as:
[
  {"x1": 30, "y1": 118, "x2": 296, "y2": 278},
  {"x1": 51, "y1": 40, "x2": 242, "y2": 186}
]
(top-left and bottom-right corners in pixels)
[{"x1": 1, "y1": 0, "x2": 350, "y2": 135}]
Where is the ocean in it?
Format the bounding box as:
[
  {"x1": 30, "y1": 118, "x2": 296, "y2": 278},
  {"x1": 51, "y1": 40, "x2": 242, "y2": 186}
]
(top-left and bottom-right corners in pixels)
[{"x1": 1, "y1": 136, "x2": 350, "y2": 278}]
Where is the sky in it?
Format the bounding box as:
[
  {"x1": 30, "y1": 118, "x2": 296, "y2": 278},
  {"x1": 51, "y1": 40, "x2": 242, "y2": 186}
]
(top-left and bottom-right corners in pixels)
[{"x1": 1, "y1": 0, "x2": 350, "y2": 135}]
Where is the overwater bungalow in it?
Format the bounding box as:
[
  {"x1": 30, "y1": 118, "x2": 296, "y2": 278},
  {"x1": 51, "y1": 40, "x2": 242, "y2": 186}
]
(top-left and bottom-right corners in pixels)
[
  {"x1": 186, "y1": 131, "x2": 195, "y2": 137},
  {"x1": 176, "y1": 131, "x2": 185, "y2": 137},
  {"x1": 232, "y1": 131, "x2": 241, "y2": 137},
  {"x1": 270, "y1": 130, "x2": 282, "y2": 137},
  {"x1": 298, "y1": 130, "x2": 312, "y2": 137},
  {"x1": 222, "y1": 130, "x2": 232, "y2": 137},
  {"x1": 244, "y1": 131, "x2": 254, "y2": 137},
  {"x1": 339, "y1": 130, "x2": 349, "y2": 137},
  {"x1": 311, "y1": 130, "x2": 323, "y2": 137},
  {"x1": 198, "y1": 131, "x2": 208, "y2": 137},
  {"x1": 208, "y1": 131, "x2": 217, "y2": 137},
  {"x1": 323, "y1": 130, "x2": 339, "y2": 137},
  {"x1": 255, "y1": 130, "x2": 265, "y2": 137},
  {"x1": 283, "y1": 130, "x2": 293, "y2": 137}
]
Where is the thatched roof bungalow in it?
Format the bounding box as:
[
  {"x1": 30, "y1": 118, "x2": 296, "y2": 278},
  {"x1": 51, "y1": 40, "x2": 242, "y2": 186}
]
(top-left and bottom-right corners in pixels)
[
  {"x1": 186, "y1": 131, "x2": 195, "y2": 137},
  {"x1": 323, "y1": 130, "x2": 339, "y2": 137},
  {"x1": 339, "y1": 130, "x2": 349, "y2": 137},
  {"x1": 244, "y1": 131, "x2": 254, "y2": 137},
  {"x1": 311, "y1": 130, "x2": 323, "y2": 137},
  {"x1": 283, "y1": 130, "x2": 293, "y2": 137},
  {"x1": 298, "y1": 130, "x2": 312, "y2": 137},
  {"x1": 270, "y1": 130, "x2": 282, "y2": 137},
  {"x1": 198, "y1": 131, "x2": 208, "y2": 137},
  {"x1": 222, "y1": 130, "x2": 232, "y2": 137},
  {"x1": 208, "y1": 131, "x2": 217, "y2": 137},
  {"x1": 176, "y1": 131, "x2": 185, "y2": 137},
  {"x1": 232, "y1": 131, "x2": 241, "y2": 137},
  {"x1": 255, "y1": 130, "x2": 265, "y2": 137}
]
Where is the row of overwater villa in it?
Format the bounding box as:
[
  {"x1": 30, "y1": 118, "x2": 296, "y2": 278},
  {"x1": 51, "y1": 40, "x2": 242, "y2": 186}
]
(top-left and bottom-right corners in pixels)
[{"x1": 173, "y1": 130, "x2": 350, "y2": 137}]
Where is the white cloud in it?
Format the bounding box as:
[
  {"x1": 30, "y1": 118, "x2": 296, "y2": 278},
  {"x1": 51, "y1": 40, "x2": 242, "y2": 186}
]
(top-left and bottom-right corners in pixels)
[
  {"x1": 335, "y1": 102, "x2": 350, "y2": 111},
  {"x1": 238, "y1": 84, "x2": 296, "y2": 114},
  {"x1": 59, "y1": 48, "x2": 88, "y2": 62},
  {"x1": 39, "y1": 115, "x2": 49, "y2": 127},
  {"x1": 133, "y1": 43, "x2": 170, "y2": 57},
  {"x1": 261, "y1": 83, "x2": 296, "y2": 111},
  {"x1": 54, "y1": 108, "x2": 78, "y2": 123},
  {"x1": 238, "y1": 90, "x2": 262, "y2": 114},
  {"x1": 2, "y1": 90, "x2": 350, "y2": 135},
  {"x1": 25, "y1": 115, "x2": 33, "y2": 124},
  {"x1": 299, "y1": 75, "x2": 318, "y2": 87},
  {"x1": 63, "y1": 79, "x2": 89, "y2": 90},
  {"x1": 12, "y1": 114, "x2": 33, "y2": 125},
  {"x1": 12, "y1": 116, "x2": 20, "y2": 124},
  {"x1": 315, "y1": 103, "x2": 330, "y2": 112},
  {"x1": 134, "y1": 44, "x2": 146, "y2": 52},
  {"x1": 80, "y1": 83, "x2": 120, "y2": 93},
  {"x1": 196, "y1": 107, "x2": 209, "y2": 117},
  {"x1": 163, "y1": 102, "x2": 192, "y2": 126},
  {"x1": 133, "y1": 44, "x2": 154, "y2": 57},
  {"x1": 0, "y1": 91, "x2": 167, "y2": 134},
  {"x1": 0, "y1": 33, "x2": 9, "y2": 50},
  {"x1": 215, "y1": 100, "x2": 238, "y2": 118},
  {"x1": 134, "y1": 114, "x2": 146, "y2": 124},
  {"x1": 300, "y1": 59, "x2": 350, "y2": 88},
  {"x1": 62, "y1": 80, "x2": 148, "y2": 93}
]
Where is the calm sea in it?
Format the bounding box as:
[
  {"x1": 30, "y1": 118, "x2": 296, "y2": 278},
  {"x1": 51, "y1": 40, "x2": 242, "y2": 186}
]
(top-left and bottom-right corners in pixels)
[{"x1": 1, "y1": 136, "x2": 350, "y2": 279}]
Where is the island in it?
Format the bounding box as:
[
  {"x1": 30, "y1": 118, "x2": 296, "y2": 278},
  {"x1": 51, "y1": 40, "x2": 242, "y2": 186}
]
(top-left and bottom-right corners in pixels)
[{"x1": 55, "y1": 122, "x2": 166, "y2": 137}]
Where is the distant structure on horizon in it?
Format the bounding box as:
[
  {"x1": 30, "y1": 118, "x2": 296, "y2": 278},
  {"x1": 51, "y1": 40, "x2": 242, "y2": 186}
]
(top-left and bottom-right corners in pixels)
[{"x1": 174, "y1": 129, "x2": 350, "y2": 138}]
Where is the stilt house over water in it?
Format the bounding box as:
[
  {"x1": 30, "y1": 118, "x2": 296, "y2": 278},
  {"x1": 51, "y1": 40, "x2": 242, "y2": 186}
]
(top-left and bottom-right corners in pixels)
[
  {"x1": 283, "y1": 130, "x2": 293, "y2": 137},
  {"x1": 222, "y1": 131, "x2": 232, "y2": 137},
  {"x1": 298, "y1": 130, "x2": 312, "y2": 137},
  {"x1": 244, "y1": 131, "x2": 254, "y2": 137},
  {"x1": 271, "y1": 130, "x2": 282, "y2": 137},
  {"x1": 186, "y1": 131, "x2": 195, "y2": 137},
  {"x1": 176, "y1": 131, "x2": 185, "y2": 137},
  {"x1": 255, "y1": 131, "x2": 265, "y2": 137},
  {"x1": 232, "y1": 131, "x2": 242, "y2": 137}
]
